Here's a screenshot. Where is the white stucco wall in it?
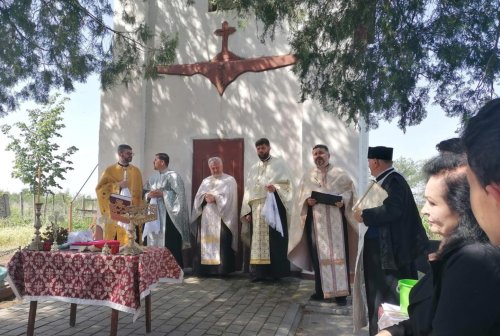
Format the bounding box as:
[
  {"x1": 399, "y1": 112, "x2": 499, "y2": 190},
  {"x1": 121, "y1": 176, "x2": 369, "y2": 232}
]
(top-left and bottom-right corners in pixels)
[{"x1": 99, "y1": 0, "x2": 366, "y2": 208}]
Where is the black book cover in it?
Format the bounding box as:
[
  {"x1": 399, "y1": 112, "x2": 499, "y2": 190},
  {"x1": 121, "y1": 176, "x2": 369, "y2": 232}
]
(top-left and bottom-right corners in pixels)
[{"x1": 311, "y1": 191, "x2": 342, "y2": 205}]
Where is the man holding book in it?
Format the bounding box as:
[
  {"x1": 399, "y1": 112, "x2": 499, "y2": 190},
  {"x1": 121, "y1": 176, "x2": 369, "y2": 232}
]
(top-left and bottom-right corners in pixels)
[
  {"x1": 96, "y1": 144, "x2": 143, "y2": 244},
  {"x1": 353, "y1": 146, "x2": 428, "y2": 335},
  {"x1": 289, "y1": 144, "x2": 359, "y2": 306}
]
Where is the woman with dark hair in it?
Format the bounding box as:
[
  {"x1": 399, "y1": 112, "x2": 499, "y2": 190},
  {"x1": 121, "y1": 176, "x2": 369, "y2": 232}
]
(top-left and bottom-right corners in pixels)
[{"x1": 377, "y1": 152, "x2": 500, "y2": 335}]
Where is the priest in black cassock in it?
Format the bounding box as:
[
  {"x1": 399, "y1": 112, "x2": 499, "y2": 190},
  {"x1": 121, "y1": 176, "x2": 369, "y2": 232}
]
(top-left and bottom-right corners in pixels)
[{"x1": 354, "y1": 146, "x2": 429, "y2": 336}]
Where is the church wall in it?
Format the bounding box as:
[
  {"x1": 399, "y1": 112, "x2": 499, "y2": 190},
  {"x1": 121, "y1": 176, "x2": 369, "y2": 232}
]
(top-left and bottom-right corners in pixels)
[
  {"x1": 99, "y1": 0, "x2": 363, "y2": 211},
  {"x1": 300, "y1": 100, "x2": 361, "y2": 187},
  {"x1": 98, "y1": 1, "x2": 150, "y2": 178}
]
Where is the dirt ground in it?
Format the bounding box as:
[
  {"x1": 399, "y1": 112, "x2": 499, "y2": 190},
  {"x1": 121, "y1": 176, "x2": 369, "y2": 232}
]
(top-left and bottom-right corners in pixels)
[{"x1": 0, "y1": 252, "x2": 15, "y2": 266}]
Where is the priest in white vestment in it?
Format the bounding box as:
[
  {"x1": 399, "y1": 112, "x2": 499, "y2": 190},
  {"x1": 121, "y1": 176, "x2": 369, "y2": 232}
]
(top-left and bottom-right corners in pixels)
[
  {"x1": 241, "y1": 138, "x2": 292, "y2": 281},
  {"x1": 289, "y1": 144, "x2": 361, "y2": 308},
  {"x1": 191, "y1": 157, "x2": 238, "y2": 276},
  {"x1": 143, "y1": 153, "x2": 190, "y2": 268}
]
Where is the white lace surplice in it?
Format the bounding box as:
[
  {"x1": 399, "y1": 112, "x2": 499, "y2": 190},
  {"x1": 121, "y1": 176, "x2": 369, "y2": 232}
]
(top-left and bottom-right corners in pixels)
[{"x1": 191, "y1": 174, "x2": 238, "y2": 265}]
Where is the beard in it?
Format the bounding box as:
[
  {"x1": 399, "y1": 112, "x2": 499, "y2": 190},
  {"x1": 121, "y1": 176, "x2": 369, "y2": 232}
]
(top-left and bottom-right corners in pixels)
[
  {"x1": 315, "y1": 157, "x2": 327, "y2": 168},
  {"x1": 258, "y1": 152, "x2": 270, "y2": 161}
]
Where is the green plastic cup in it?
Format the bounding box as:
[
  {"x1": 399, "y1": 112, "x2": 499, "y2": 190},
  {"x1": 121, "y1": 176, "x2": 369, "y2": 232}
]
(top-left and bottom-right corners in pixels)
[{"x1": 398, "y1": 279, "x2": 418, "y2": 314}]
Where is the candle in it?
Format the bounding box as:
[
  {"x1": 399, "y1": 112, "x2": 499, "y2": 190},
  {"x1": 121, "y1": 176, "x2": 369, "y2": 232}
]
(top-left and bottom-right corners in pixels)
[
  {"x1": 36, "y1": 167, "x2": 41, "y2": 203},
  {"x1": 52, "y1": 220, "x2": 58, "y2": 243}
]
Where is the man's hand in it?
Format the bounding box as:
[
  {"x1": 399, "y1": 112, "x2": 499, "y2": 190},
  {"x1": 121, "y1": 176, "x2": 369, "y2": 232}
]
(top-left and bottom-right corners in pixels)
[
  {"x1": 205, "y1": 193, "x2": 216, "y2": 203},
  {"x1": 243, "y1": 214, "x2": 252, "y2": 222},
  {"x1": 266, "y1": 184, "x2": 276, "y2": 192},
  {"x1": 149, "y1": 189, "x2": 162, "y2": 198},
  {"x1": 119, "y1": 180, "x2": 129, "y2": 189},
  {"x1": 353, "y1": 209, "x2": 363, "y2": 222},
  {"x1": 306, "y1": 198, "x2": 317, "y2": 206},
  {"x1": 376, "y1": 330, "x2": 392, "y2": 336},
  {"x1": 334, "y1": 200, "x2": 344, "y2": 208}
]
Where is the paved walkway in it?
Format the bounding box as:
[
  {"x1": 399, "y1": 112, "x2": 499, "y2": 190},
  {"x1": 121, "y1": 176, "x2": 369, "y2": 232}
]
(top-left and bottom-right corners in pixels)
[{"x1": 0, "y1": 274, "x2": 368, "y2": 335}]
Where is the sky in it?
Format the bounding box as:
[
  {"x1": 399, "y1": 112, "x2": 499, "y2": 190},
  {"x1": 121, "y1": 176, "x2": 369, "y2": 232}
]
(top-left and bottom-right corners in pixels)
[
  {"x1": 0, "y1": 75, "x2": 462, "y2": 197},
  {"x1": 369, "y1": 110, "x2": 461, "y2": 160},
  {"x1": 0, "y1": 75, "x2": 101, "y2": 197}
]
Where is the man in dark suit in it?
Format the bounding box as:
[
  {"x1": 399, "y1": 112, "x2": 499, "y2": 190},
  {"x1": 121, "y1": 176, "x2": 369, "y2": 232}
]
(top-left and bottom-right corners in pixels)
[{"x1": 354, "y1": 146, "x2": 428, "y2": 335}]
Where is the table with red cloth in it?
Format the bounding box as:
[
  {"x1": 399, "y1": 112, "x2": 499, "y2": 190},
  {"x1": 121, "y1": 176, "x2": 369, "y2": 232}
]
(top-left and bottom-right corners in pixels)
[{"x1": 6, "y1": 247, "x2": 183, "y2": 335}]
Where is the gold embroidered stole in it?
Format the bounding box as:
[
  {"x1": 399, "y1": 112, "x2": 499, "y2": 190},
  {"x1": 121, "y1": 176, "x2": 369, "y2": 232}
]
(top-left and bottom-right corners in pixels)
[
  {"x1": 249, "y1": 199, "x2": 271, "y2": 264},
  {"x1": 313, "y1": 204, "x2": 350, "y2": 298},
  {"x1": 200, "y1": 203, "x2": 222, "y2": 265}
]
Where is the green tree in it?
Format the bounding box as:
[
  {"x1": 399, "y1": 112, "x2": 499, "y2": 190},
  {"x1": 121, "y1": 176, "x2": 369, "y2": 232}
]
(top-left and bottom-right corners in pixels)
[
  {"x1": 393, "y1": 157, "x2": 425, "y2": 193},
  {"x1": 1, "y1": 95, "x2": 78, "y2": 201},
  {"x1": 3, "y1": 1, "x2": 497, "y2": 131},
  {"x1": 393, "y1": 157, "x2": 425, "y2": 208},
  {"x1": 0, "y1": 0, "x2": 177, "y2": 116},
  {"x1": 210, "y1": 0, "x2": 500, "y2": 130}
]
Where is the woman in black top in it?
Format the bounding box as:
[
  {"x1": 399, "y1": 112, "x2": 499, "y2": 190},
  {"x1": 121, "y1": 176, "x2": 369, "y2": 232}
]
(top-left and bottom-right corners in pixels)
[{"x1": 377, "y1": 153, "x2": 500, "y2": 336}]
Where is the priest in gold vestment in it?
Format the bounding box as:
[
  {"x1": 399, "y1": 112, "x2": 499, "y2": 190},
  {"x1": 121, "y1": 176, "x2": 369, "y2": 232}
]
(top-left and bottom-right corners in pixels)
[
  {"x1": 96, "y1": 144, "x2": 143, "y2": 244},
  {"x1": 241, "y1": 138, "x2": 292, "y2": 281},
  {"x1": 289, "y1": 144, "x2": 360, "y2": 307}
]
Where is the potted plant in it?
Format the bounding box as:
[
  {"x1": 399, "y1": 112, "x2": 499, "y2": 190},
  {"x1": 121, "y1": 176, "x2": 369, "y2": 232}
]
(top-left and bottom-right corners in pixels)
[{"x1": 41, "y1": 224, "x2": 69, "y2": 251}]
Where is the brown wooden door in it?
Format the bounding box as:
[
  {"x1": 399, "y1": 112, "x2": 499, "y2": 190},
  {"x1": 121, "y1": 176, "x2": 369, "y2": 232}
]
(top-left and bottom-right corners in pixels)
[{"x1": 192, "y1": 138, "x2": 245, "y2": 270}]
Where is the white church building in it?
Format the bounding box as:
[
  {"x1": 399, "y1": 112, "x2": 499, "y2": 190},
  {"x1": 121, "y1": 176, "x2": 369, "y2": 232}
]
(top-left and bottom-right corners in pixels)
[{"x1": 98, "y1": 1, "x2": 369, "y2": 245}]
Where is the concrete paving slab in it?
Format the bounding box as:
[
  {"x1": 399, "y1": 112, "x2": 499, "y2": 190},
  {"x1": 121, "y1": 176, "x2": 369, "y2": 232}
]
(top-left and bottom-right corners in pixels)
[{"x1": 0, "y1": 274, "x2": 368, "y2": 335}]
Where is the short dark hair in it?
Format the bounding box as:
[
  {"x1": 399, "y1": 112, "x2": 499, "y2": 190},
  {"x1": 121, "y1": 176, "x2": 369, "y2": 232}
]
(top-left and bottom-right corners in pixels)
[
  {"x1": 117, "y1": 144, "x2": 132, "y2": 153},
  {"x1": 312, "y1": 144, "x2": 329, "y2": 153},
  {"x1": 462, "y1": 98, "x2": 500, "y2": 187},
  {"x1": 423, "y1": 153, "x2": 488, "y2": 257},
  {"x1": 156, "y1": 153, "x2": 169, "y2": 166},
  {"x1": 255, "y1": 138, "x2": 270, "y2": 147},
  {"x1": 423, "y1": 152, "x2": 467, "y2": 179},
  {"x1": 436, "y1": 138, "x2": 464, "y2": 154}
]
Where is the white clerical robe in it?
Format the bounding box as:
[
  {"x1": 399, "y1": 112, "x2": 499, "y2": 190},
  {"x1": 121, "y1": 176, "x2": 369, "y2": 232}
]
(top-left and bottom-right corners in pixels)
[
  {"x1": 143, "y1": 169, "x2": 190, "y2": 247},
  {"x1": 241, "y1": 156, "x2": 292, "y2": 264},
  {"x1": 289, "y1": 165, "x2": 361, "y2": 300},
  {"x1": 191, "y1": 173, "x2": 238, "y2": 265}
]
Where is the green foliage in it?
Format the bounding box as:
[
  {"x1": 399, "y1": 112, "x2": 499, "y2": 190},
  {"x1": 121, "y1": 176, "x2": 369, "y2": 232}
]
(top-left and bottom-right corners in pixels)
[
  {"x1": 1, "y1": 96, "x2": 78, "y2": 196},
  {"x1": 211, "y1": 0, "x2": 500, "y2": 130},
  {"x1": 393, "y1": 157, "x2": 425, "y2": 190},
  {"x1": 0, "y1": 192, "x2": 96, "y2": 250},
  {"x1": 41, "y1": 226, "x2": 69, "y2": 245},
  {"x1": 394, "y1": 157, "x2": 425, "y2": 207},
  {"x1": 0, "y1": 0, "x2": 177, "y2": 116},
  {"x1": 4, "y1": 0, "x2": 495, "y2": 130}
]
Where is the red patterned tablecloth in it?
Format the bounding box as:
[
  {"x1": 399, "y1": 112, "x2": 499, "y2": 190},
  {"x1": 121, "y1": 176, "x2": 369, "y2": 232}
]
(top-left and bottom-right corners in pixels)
[{"x1": 6, "y1": 247, "x2": 183, "y2": 317}]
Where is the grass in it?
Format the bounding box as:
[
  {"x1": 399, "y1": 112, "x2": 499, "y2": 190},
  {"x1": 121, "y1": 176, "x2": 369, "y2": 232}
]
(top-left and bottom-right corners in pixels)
[
  {"x1": 0, "y1": 225, "x2": 34, "y2": 250},
  {"x1": 0, "y1": 212, "x2": 93, "y2": 251}
]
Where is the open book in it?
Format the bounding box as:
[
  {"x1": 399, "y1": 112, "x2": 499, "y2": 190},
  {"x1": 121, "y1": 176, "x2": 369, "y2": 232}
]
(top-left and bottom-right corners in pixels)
[{"x1": 109, "y1": 193, "x2": 131, "y2": 223}]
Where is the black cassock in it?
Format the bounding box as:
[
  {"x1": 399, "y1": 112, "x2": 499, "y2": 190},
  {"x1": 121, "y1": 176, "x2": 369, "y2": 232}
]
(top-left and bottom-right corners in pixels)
[{"x1": 362, "y1": 169, "x2": 429, "y2": 335}]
